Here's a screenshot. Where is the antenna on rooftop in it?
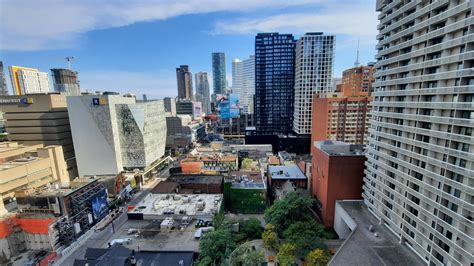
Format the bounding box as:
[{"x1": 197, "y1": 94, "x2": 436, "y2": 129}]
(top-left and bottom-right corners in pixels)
[
  {"x1": 65, "y1": 56, "x2": 75, "y2": 70},
  {"x1": 354, "y1": 38, "x2": 360, "y2": 67}
]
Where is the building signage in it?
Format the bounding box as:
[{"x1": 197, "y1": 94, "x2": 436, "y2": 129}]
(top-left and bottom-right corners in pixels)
[
  {"x1": 92, "y1": 97, "x2": 107, "y2": 106},
  {"x1": 0, "y1": 97, "x2": 33, "y2": 104}
]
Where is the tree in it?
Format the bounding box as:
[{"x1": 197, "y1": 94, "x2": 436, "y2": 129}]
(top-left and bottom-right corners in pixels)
[
  {"x1": 213, "y1": 212, "x2": 226, "y2": 230},
  {"x1": 305, "y1": 248, "x2": 331, "y2": 266},
  {"x1": 241, "y1": 158, "x2": 253, "y2": 170},
  {"x1": 229, "y1": 242, "x2": 265, "y2": 266},
  {"x1": 262, "y1": 224, "x2": 279, "y2": 249},
  {"x1": 198, "y1": 229, "x2": 236, "y2": 265},
  {"x1": 283, "y1": 220, "x2": 328, "y2": 257},
  {"x1": 277, "y1": 243, "x2": 296, "y2": 266},
  {"x1": 241, "y1": 218, "x2": 263, "y2": 240},
  {"x1": 264, "y1": 192, "x2": 315, "y2": 235}
]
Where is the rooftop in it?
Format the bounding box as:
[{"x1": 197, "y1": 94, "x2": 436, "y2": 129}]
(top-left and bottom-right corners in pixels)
[
  {"x1": 168, "y1": 174, "x2": 223, "y2": 185},
  {"x1": 227, "y1": 170, "x2": 265, "y2": 189},
  {"x1": 129, "y1": 193, "x2": 222, "y2": 218},
  {"x1": 268, "y1": 165, "x2": 306, "y2": 180},
  {"x1": 314, "y1": 140, "x2": 366, "y2": 156},
  {"x1": 151, "y1": 181, "x2": 180, "y2": 194},
  {"x1": 330, "y1": 201, "x2": 425, "y2": 266}
]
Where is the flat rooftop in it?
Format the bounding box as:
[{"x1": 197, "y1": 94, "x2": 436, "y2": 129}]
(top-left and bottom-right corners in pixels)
[
  {"x1": 168, "y1": 174, "x2": 223, "y2": 185},
  {"x1": 129, "y1": 193, "x2": 222, "y2": 218},
  {"x1": 315, "y1": 140, "x2": 366, "y2": 156},
  {"x1": 268, "y1": 165, "x2": 306, "y2": 180},
  {"x1": 330, "y1": 201, "x2": 425, "y2": 266},
  {"x1": 227, "y1": 170, "x2": 265, "y2": 189}
]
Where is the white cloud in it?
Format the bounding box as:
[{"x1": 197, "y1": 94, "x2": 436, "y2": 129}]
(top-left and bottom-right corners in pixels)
[
  {"x1": 0, "y1": 0, "x2": 318, "y2": 51},
  {"x1": 212, "y1": 1, "x2": 378, "y2": 37},
  {"x1": 78, "y1": 70, "x2": 177, "y2": 99}
]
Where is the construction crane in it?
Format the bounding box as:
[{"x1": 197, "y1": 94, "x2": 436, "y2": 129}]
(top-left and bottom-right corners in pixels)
[{"x1": 65, "y1": 56, "x2": 75, "y2": 70}]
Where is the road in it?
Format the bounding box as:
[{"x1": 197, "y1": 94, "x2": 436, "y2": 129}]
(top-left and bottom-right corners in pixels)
[{"x1": 57, "y1": 171, "x2": 168, "y2": 266}]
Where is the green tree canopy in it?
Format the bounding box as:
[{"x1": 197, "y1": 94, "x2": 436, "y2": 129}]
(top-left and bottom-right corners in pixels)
[
  {"x1": 264, "y1": 192, "x2": 315, "y2": 235},
  {"x1": 283, "y1": 220, "x2": 328, "y2": 257},
  {"x1": 277, "y1": 243, "x2": 296, "y2": 266},
  {"x1": 262, "y1": 224, "x2": 279, "y2": 250},
  {"x1": 241, "y1": 158, "x2": 254, "y2": 170},
  {"x1": 305, "y1": 248, "x2": 331, "y2": 266},
  {"x1": 241, "y1": 218, "x2": 263, "y2": 240},
  {"x1": 198, "y1": 229, "x2": 236, "y2": 265}
]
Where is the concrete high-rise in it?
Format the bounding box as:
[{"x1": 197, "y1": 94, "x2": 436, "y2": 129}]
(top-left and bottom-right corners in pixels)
[
  {"x1": 195, "y1": 72, "x2": 211, "y2": 114},
  {"x1": 364, "y1": 1, "x2": 473, "y2": 265},
  {"x1": 51, "y1": 68, "x2": 81, "y2": 96},
  {"x1": 67, "y1": 95, "x2": 167, "y2": 176},
  {"x1": 9, "y1": 66, "x2": 50, "y2": 95},
  {"x1": 293, "y1": 33, "x2": 335, "y2": 135},
  {"x1": 232, "y1": 56, "x2": 255, "y2": 114},
  {"x1": 0, "y1": 62, "x2": 7, "y2": 95},
  {"x1": 212, "y1": 52, "x2": 227, "y2": 95},
  {"x1": 176, "y1": 65, "x2": 193, "y2": 100},
  {"x1": 254, "y1": 33, "x2": 295, "y2": 135}
]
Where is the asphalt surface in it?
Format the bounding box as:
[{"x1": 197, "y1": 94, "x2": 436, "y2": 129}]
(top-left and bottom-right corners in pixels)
[{"x1": 58, "y1": 166, "x2": 171, "y2": 266}]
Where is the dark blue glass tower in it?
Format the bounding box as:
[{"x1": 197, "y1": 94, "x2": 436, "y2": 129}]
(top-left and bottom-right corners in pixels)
[{"x1": 254, "y1": 33, "x2": 296, "y2": 135}]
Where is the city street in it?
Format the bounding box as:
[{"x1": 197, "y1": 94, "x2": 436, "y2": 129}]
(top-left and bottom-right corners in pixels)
[{"x1": 56, "y1": 168, "x2": 169, "y2": 266}]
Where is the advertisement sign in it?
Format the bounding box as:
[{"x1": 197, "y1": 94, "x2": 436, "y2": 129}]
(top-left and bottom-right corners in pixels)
[
  {"x1": 229, "y1": 94, "x2": 240, "y2": 118},
  {"x1": 91, "y1": 189, "x2": 108, "y2": 220},
  {"x1": 92, "y1": 97, "x2": 107, "y2": 106},
  {"x1": 193, "y1": 101, "x2": 202, "y2": 119}
]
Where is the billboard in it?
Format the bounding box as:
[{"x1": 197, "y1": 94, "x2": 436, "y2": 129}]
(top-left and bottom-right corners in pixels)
[
  {"x1": 193, "y1": 101, "x2": 202, "y2": 119},
  {"x1": 216, "y1": 94, "x2": 240, "y2": 119},
  {"x1": 91, "y1": 189, "x2": 108, "y2": 220}
]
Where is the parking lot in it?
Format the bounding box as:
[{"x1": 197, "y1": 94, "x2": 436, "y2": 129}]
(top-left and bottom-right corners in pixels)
[{"x1": 101, "y1": 218, "x2": 202, "y2": 252}]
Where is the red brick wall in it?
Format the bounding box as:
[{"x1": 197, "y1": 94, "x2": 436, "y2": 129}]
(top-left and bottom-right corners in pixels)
[
  {"x1": 311, "y1": 147, "x2": 365, "y2": 227},
  {"x1": 311, "y1": 95, "x2": 330, "y2": 144}
]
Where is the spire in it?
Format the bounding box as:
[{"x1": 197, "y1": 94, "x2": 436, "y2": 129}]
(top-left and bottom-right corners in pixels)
[{"x1": 354, "y1": 38, "x2": 360, "y2": 67}]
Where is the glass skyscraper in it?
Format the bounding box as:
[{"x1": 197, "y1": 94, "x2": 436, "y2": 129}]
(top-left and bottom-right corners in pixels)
[
  {"x1": 254, "y1": 33, "x2": 295, "y2": 135},
  {"x1": 212, "y1": 52, "x2": 227, "y2": 96},
  {"x1": 195, "y1": 72, "x2": 211, "y2": 115}
]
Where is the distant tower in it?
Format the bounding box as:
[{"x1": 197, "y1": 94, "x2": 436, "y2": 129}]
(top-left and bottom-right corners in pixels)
[
  {"x1": 176, "y1": 65, "x2": 193, "y2": 100},
  {"x1": 143, "y1": 94, "x2": 147, "y2": 101},
  {"x1": 0, "y1": 61, "x2": 7, "y2": 95},
  {"x1": 354, "y1": 38, "x2": 360, "y2": 67},
  {"x1": 51, "y1": 68, "x2": 81, "y2": 95}
]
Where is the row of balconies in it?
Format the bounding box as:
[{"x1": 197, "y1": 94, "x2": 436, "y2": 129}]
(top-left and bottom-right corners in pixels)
[
  {"x1": 372, "y1": 85, "x2": 473, "y2": 97},
  {"x1": 371, "y1": 110, "x2": 474, "y2": 127},
  {"x1": 373, "y1": 101, "x2": 473, "y2": 110},
  {"x1": 374, "y1": 68, "x2": 473, "y2": 87}
]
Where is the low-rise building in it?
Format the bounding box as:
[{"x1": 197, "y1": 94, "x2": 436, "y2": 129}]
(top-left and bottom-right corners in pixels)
[
  {"x1": 167, "y1": 174, "x2": 223, "y2": 194},
  {"x1": 0, "y1": 142, "x2": 70, "y2": 206},
  {"x1": 268, "y1": 165, "x2": 307, "y2": 200},
  {"x1": 311, "y1": 140, "x2": 366, "y2": 227},
  {"x1": 180, "y1": 154, "x2": 238, "y2": 174},
  {"x1": 224, "y1": 170, "x2": 266, "y2": 214}
]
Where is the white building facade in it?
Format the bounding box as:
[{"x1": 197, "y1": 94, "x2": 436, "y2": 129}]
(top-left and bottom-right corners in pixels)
[
  {"x1": 232, "y1": 55, "x2": 255, "y2": 114},
  {"x1": 293, "y1": 33, "x2": 335, "y2": 134},
  {"x1": 364, "y1": 1, "x2": 473, "y2": 265},
  {"x1": 15, "y1": 69, "x2": 50, "y2": 95},
  {"x1": 68, "y1": 95, "x2": 167, "y2": 176}
]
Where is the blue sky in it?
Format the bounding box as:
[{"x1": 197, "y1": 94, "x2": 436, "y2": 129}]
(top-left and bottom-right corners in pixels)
[{"x1": 0, "y1": 0, "x2": 378, "y2": 99}]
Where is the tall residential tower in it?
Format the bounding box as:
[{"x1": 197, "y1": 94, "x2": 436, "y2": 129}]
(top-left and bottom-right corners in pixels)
[
  {"x1": 364, "y1": 1, "x2": 473, "y2": 265},
  {"x1": 254, "y1": 33, "x2": 295, "y2": 135},
  {"x1": 0, "y1": 62, "x2": 7, "y2": 95},
  {"x1": 51, "y1": 68, "x2": 81, "y2": 95},
  {"x1": 232, "y1": 56, "x2": 255, "y2": 114},
  {"x1": 293, "y1": 33, "x2": 335, "y2": 135},
  {"x1": 9, "y1": 66, "x2": 50, "y2": 95},
  {"x1": 176, "y1": 65, "x2": 193, "y2": 100},
  {"x1": 212, "y1": 52, "x2": 227, "y2": 96},
  {"x1": 195, "y1": 72, "x2": 211, "y2": 114}
]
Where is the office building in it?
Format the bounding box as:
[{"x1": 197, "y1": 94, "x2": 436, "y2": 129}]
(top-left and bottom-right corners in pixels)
[
  {"x1": 50, "y1": 68, "x2": 80, "y2": 96},
  {"x1": 164, "y1": 97, "x2": 177, "y2": 116},
  {"x1": 254, "y1": 33, "x2": 296, "y2": 135},
  {"x1": 176, "y1": 65, "x2": 193, "y2": 100},
  {"x1": 67, "y1": 94, "x2": 167, "y2": 176},
  {"x1": 0, "y1": 142, "x2": 70, "y2": 203},
  {"x1": 311, "y1": 141, "x2": 365, "y2": 227},
  {"x1": 0, "y1": 94, "x2": 78, "y2": 178},
  {"x1": 165, "y1": 115, "x2": 205, "y2": 149},
  {"x1": 176, "y1": 99, "x2": 202, "y2": 120},
  {"x1": 195, "y1": 72, "x2": 211, "y2": 114},
  {"x1": 293, "y1": 33, "x2": 335, "y2": 135},
  {"x1": 339, "y1": 65, "x2": 375, "y2": 97},
  {"x1": 212, "y1": 52, "x2": 227, "y2": 95},
  {"x1": 363, "y1": 1, "x2": 473, "y2": 265},
  {"x1": 232, "y1": 56, "x2": 255, "y2": 114},
  {"x1": 8, "y1": 66, "x2": 50, "y2": 95},
  {"x1": 0, "y1": 61, "x2": 7, "y2": 95},
  {"x1": 311, "y1": 92, "x2": 371, "y2": 144}
]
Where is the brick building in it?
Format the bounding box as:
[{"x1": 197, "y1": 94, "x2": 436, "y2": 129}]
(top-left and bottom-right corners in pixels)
[{"x1": 311, "y1": 140, "x2": 366, "y2": 227}]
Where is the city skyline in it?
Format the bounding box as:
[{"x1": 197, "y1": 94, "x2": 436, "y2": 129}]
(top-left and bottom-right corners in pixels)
[{"x1": 0, "y1": 0, "x2": 378, "y2": 99}]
